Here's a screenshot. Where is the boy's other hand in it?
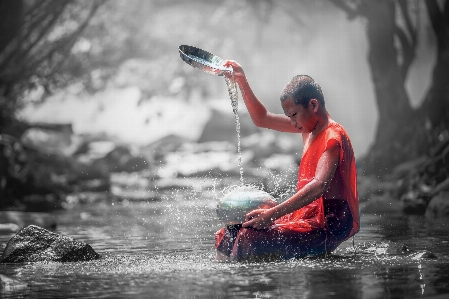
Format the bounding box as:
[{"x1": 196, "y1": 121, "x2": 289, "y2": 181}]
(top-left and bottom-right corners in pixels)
[{"x1": 242, "y1": 208, "x2": 274, "y2": 230}]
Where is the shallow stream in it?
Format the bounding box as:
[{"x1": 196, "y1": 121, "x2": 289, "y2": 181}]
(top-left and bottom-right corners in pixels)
[{"x1": 1, "y1": 187, "x2": 449, "y2": 298}]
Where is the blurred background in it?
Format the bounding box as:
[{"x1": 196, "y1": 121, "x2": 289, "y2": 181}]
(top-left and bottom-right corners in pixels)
[{"x1": 0, "y1": 0, "x2": 447, "y2": 215}]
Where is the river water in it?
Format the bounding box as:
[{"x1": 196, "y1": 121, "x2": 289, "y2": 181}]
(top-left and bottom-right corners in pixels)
[{"x1": 1, "y1": 186, "x2": 449, "y2": 298}]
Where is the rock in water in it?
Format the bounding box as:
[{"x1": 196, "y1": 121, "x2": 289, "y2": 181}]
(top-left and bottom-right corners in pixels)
[
  {"x1": 216, "y1": 186, "x2": 278, "y2": 224},
  {"x1": 0, "y1": 274, "x2": 28, "y2": 292},
  {"x1": 410, "y1": 250, "x2": 437, "y2": 260},
  {"x1": 0, "y1": 225, "x2": 100, "y2": 263}
]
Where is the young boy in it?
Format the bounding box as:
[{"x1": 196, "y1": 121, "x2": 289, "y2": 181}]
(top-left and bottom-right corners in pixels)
[{"x1": 215, "y1": 60, "x2": 360, "y2": 261}]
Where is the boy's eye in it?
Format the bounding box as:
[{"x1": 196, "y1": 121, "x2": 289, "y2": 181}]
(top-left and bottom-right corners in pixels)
[{"x1": 291, "y1": 113, "x2": 297, "y2": 117}]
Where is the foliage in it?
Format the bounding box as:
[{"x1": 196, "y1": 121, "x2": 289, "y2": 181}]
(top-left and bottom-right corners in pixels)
[{"x1": 0, "y1": 0, "x2": 104, "y2": 128}]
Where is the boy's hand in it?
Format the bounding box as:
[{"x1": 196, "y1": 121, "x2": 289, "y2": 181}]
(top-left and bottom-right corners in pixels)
[
  {"x1": 242, "y1": 208, "x2": 275, "y2": 230},
  {"x1": 223, "y1": 60, "x2": 246, "y2": 80}
]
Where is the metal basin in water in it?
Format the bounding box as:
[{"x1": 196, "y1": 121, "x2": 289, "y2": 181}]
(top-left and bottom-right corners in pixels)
[
  {"x1": 179, "y1": 45, "x2": 232, "y2": 76},
  {"x1": 216, "y1": 186, "x2": 278, "y2": 224}
]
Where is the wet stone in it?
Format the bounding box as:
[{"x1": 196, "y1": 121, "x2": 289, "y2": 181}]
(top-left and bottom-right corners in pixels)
[
  {"x1": 410, "y1": 250, "x2": 438, "y2": 260},
  {"x1": 348, "y1": 241, "x2": 410, "y2": 256},
  {"x1": 0, "y1": 274, "x2": 28, "y2": 292},
  {"x1": 400, "y1": 190, "x2": 429, "y2": 215},
  {"x1": 426, "y1": 191, "x2": 449, "y2": 217},
  {"x1": 0, "y1": 225, "x2": 100, "y2": 263},
  {"x1": 346, "y1": 241, "x2": 438, "y2": 259}
]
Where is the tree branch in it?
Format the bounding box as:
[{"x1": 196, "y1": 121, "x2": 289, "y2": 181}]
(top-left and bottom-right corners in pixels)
[
  {"x1": 394, "y1": 0, "x2": 418, "y2": 81},
  {"x1": 329, "y1": 0, "x2": 359, "y2": 20},
  {"x1": 277, "y1": 2, "x2": 306, "y2": 26},
  {"x1": 397, "y1": 0, "x2": 417, "y2": 45},
  {"x1": 21, "y1": 2, "x2": 69, "y2": 60},
  {"x1": 444, "y1": 0, "x2": 449, "y2": 26},
  {"x1": 23, "y1": 0, "x2": 47, "y2": 22},
  {"x1": 0, "y1": 1, "x2": 69, "y2": 71},
  {"x1": 47, "y1": 0, "x2": 104, "y2": 73},
  {"x1": 22, "y1": 1, "x2": 57, "y2": 43},
  {"x1": 24, "y1": 1, "x2": 104, "y2": 86},
  {"x1": 2, "y1": 0, "x2": 104, "y2": 100},
  {"x1": 0, "y1": 0, "x2": 24, "y2": 54},
  {"x1": 424, "y1": 0, "x2": 448, "y2": 45},
  {"x1": 394, "y1": 25, "x2": 415, "y2": 81}
]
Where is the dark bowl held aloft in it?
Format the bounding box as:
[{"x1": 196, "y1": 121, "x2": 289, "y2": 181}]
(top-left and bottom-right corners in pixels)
[{"x1": 179, "y1": 45, "x2": 232, "y2": 76}]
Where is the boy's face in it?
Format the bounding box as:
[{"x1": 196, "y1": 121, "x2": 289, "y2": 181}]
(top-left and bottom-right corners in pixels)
[{"x1": 282, "y1": 98, "x2": 318, "y2": 134}]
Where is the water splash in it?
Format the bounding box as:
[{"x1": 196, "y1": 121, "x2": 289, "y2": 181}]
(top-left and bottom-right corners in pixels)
[{"x1": 224, "y1": 72, "x2": 244, "y2": 186}]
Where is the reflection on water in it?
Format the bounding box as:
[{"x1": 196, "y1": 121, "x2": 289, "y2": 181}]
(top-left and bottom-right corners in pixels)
[{"x1": 1, "y1": 190, "x2": 449, "y2": 298}]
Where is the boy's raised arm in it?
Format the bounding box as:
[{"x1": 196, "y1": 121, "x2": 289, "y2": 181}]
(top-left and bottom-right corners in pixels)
[{"x1": 223, "y1": 60, "x2": 298, "y2": 133}]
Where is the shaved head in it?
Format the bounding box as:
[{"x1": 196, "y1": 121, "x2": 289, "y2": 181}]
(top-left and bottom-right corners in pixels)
[{"x1": 280, "y1": 75, "x2": 325, "y2": 108}]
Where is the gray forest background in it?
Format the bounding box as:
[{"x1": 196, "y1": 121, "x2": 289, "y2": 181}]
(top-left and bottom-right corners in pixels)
[{"x1": 1, "y1": 0, "x2": 448, "y2": 215}]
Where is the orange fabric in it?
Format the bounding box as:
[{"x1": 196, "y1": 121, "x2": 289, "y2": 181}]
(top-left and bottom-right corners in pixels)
[{"x1": 274, "y1": 121, "x2": 360, "y2": 238}]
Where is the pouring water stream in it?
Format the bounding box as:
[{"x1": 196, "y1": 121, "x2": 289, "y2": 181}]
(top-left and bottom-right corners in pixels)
[
  {"x1": 178, "y1": 45, "x2": 245, "y2": 187},
  {"x1": 224, "y1": 71, "x2": 244, "y2": 186}
]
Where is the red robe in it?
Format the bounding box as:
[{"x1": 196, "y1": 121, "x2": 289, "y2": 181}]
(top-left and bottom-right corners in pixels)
[
  {"x1": 215, "y1": 121, "x2": 360, "y2": 260},
  {"x1": 274, "y1": 121, "x2": 360, "y2": 236}
]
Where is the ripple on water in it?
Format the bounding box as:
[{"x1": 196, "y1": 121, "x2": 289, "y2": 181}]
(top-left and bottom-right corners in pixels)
[{"x1": 2, "y1": 244, "x2": 448, "y2": 298}]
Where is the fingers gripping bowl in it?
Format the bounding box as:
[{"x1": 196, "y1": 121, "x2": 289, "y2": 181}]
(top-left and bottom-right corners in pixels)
[{"x1": 216, "y1": 186, "x2": 278, "y2": 224}]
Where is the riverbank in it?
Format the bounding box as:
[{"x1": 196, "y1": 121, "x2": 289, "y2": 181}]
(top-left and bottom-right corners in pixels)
[{"x1": 358, "y1": 137, "x2": 449, "y2": 217}]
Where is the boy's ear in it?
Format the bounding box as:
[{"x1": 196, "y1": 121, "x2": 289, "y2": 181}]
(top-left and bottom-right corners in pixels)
[{"x1": 310, "y1": 99, "x2": 319, "y2": 111}]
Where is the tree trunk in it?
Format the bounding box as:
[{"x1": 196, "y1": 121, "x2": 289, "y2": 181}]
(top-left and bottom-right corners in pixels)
[
  {"x1": 0, "y1": 0, "x2": 23, "y2": 53},
  {"x1": 361, "y1": 0, "x2": 413, "y2": 145},
  {"x1": 362, "y1": 0, "x2": 449, "y2": 175},
  {"x1": 0, "y1": 0, "x2": 24, "y2": 128},
  {"x1": 419, "y1": 0, "x2": 449, "y2": 130},
  {"x1": 330, "y1": 0, "x2": 448, "y2": 176}
]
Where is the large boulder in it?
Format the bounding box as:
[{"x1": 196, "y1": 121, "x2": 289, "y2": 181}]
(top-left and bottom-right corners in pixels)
[
  {"x1": 400, "y1": 190, "x2": 430, "y2": 215},
  {"x1": 89, "y1": 145, "x2": 149, "y2": 174},
  {"x1": 0, "y1": 134, "x2": 29, "y2": 208},
  {"x1": 0, "y1": 225, "x2": 100, "y2": 263},
  {"x1": 426, "y1": 191, "x2": 449, "y2": 217},
  {"x1": 0, "y1": 274, "x2": 28, "y2": 292},
  {"x1": 20, "y1": 124, "x2": 81, "y2": 156}
]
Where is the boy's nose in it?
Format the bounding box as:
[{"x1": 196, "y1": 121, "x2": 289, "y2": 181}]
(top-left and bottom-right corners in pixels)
[{"x1": 290, "y1": 119, "x2": 296, "y2": 126}]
